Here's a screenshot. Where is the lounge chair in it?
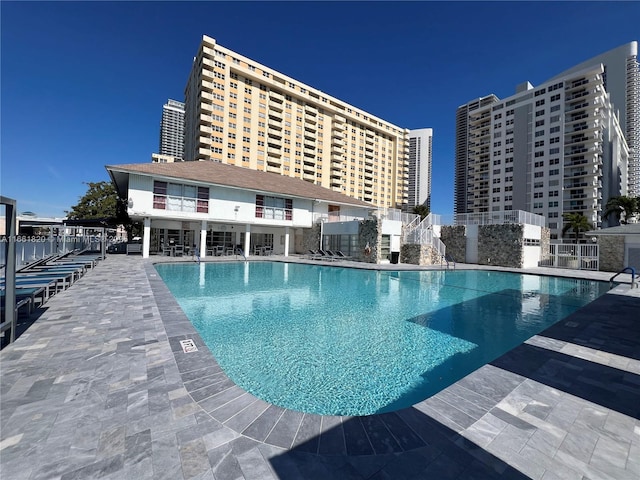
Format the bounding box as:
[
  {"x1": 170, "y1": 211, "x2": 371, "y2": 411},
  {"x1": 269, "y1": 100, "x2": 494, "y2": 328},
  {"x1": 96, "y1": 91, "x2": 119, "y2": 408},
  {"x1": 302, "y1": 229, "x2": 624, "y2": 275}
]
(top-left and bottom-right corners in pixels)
[
  {"x1": 318, "y1": 249, "x2": 336, "y2": 261},
  {"x1": 307, "y1": 250, "x2": 322, "y2": 260},
  {"x1": 334, "y1": 251, "x2": 353, "y2": 260}
]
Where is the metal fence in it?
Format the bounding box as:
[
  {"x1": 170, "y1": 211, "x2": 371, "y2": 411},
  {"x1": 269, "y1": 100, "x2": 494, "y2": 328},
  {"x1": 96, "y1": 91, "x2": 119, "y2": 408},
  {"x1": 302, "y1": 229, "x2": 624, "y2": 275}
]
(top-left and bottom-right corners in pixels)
[{"x1": 539, "y1": 243, "x2": 599, "y2": 270}]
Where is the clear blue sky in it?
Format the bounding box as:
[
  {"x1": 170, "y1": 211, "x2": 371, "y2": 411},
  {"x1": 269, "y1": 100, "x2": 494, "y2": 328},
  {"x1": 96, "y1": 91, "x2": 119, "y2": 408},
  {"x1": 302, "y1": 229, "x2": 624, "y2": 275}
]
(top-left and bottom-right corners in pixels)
[{"x1": 2, "y1": 1, "x2": 638, "y2": 218}]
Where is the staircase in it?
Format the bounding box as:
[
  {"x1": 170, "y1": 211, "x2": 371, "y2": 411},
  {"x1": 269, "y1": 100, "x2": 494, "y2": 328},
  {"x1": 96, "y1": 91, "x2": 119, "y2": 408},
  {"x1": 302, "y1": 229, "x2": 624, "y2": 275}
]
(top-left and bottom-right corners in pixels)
[{"x1": 403, "y1": 213, "x2": 447, "y2": 258}]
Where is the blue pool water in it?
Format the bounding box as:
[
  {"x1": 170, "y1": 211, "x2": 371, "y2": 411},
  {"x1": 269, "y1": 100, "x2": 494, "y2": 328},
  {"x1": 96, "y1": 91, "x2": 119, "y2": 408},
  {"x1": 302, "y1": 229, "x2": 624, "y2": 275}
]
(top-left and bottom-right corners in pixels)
[{"x1": 155, "y1": 262, "x2": 608, "y2": 416}]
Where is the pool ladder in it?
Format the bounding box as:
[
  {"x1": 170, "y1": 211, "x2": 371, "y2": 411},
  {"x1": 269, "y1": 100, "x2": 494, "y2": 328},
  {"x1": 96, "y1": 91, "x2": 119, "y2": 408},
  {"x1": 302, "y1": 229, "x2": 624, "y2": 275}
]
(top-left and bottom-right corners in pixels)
[
  {"x1": 441, "y1": 254, "x2": 456, "y2": 270},
  {"x1": 609, "y1": 267, "x2": 639, "y2": 289}
]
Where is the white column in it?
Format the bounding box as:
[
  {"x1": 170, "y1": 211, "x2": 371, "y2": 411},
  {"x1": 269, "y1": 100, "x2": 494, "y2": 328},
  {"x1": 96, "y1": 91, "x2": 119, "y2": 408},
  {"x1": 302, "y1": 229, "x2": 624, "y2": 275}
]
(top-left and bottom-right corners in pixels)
[
  {"x1": 284, "y1": 226, "x2": 290, "y2": 257},
  {"x1": 142, "y1": 217, "x2": 151, "y2": 258},
  {"x1": 244, "y1": 224, "x2": 251, "y2": 257},
  {"x1": 200, "y1": 220, "x2": 207, "y2": 258}
]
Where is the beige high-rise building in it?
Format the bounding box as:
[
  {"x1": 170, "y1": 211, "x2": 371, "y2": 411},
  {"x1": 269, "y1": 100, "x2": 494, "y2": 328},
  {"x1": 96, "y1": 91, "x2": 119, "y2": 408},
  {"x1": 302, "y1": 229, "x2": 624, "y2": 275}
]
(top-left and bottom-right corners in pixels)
[{"x1": 184, "y1": 35, "x2": 411, "y2": 209}]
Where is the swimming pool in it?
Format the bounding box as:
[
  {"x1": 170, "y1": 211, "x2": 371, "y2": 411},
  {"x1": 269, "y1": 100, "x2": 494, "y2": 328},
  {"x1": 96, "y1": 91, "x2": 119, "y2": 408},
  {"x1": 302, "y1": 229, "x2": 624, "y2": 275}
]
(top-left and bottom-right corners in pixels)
[{"x1": 155, "y1": 262, "x2": 608, "y2": 416}]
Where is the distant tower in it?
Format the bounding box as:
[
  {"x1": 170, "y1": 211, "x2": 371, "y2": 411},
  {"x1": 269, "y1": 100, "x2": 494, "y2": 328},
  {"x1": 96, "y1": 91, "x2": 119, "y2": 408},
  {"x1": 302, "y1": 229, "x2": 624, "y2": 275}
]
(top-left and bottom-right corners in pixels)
[
  {"x1": 407, "y1": 128, "x2": 433, "y2": 211},
  {"x1": 159, "y1": 99, "x2": 185, "y2": 160}
]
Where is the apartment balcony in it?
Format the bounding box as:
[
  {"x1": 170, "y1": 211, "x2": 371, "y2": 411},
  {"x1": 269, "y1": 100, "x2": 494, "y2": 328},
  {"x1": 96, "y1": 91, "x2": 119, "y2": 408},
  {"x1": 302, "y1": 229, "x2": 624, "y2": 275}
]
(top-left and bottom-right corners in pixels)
[
  {"x1": 268, "y1": 127, "x2": 282, "y2": 138},
  {"x1": 267, "y1": 147, "x2": 282, "y2": 156},
  {"x1": 331, "y1": 153, "x2": 343, "y2": 162},
  {"x1": 469, "y1": 112, "x2": 491, "y2": 125},
  {"x1": 304, "y1": 124, "x2": 317, "y2": 133},
  {"x1": 201, "y1": 80, "x2": 214, "y2": 92},
  {"x1": 331, "y1": 146, "x2": 343, "y2": 154},
  {"x1": 268, "y1": 119, "x2": 283, "y2": 129},
  {"x1": 199, "y1": 147, "x2": 211, "y2": 157},
  {"x1": 334, "y1": 114, "x2": 346, "y2": 124},
  {"x1": 201, "y1": 66, "x2": 214, "y2": 81},
  {"x1": 198, "y1": 136, "x2": 211, "y2": 145},
  {"x1": 332, "y1": 138, "x2": 345, "y2": 146},
  {"x1": 303, "y1": 147, "x2": 315, "y2": 156},
  {"x1": 563, "y1": 169, "x2": 591, "y2": 179},
  {"x1": 303, "y1": 173, "x2": 315, "y2": 182},
  {"x1": 269, "y1": 110, "x2": 283, "y2": 120},
  {"x1": 199, "y1": 113, "x2": 212, "y2": 124},
  {"x1": 365, "y1": 152, "x2": 374, "y2": 159},
  {"x1": 201, "y1": 91, "x2": 216, "y2": 102},
  {"x1": 304, "y1": 105, "x2": 317, "y2": 116},
  {"x1": 266, "y1": 165, "x2": 281, "y2": 174},
  {"x1": 201, "y1": 125, "x2": 213, "y2": 135},
  {"x1": 331, "y1": 161, "x2": 343, "y2": 171},
  {"x1": 269, "y1": 102, "x2": 284, "y2": 113},
  {"x1": 305, "y1": 116, "x2": 317, "y2": 125},
  {"x1": 202, "y1": 45, "x2": 216, "y2": 58},
  {"x1": 269, "y1": 91, "x2": 284, "y2": 102},
  {"x1": 565, "y1": 77, "x2": 597, "y2": 93}
]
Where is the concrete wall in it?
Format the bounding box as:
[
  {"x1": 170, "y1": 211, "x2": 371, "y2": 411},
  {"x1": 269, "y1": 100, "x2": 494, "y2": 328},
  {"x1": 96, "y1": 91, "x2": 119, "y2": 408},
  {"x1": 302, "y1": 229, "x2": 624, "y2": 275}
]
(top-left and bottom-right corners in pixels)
[{"x1": 599, "y1": 235, "x2": 625, "y2": 272}]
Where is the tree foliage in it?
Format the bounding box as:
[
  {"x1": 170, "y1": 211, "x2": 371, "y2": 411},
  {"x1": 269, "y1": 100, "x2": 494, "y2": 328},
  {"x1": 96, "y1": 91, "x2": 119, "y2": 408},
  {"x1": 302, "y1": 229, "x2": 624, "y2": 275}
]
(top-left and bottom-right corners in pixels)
[
  {"x1": 412, "y1": 204, "x2": 430, "y2": 220},
  {"x1": 66, "y1": 181, "x2": 123, "y2": 223},
  {"x1": 561, "y1": 212, "x2": 593, "y2": 243},
  {"x1": 603, "y1": 195, "x2": 639, "y2": 224}
]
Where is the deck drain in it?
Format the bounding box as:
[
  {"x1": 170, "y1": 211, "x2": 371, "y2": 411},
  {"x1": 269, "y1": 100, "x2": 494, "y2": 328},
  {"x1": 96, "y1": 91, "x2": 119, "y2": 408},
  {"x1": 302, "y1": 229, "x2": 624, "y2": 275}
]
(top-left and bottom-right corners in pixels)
[{"x1": 180, "y1": 339, "x2": 198, "y2": 353}]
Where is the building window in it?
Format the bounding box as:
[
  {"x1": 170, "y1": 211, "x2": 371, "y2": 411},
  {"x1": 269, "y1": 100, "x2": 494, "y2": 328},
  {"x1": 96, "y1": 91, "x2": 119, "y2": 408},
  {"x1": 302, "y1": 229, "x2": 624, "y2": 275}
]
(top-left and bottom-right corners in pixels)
[
  {"x1": 153, "y1": 181, "x2": 208, "y2": 213},
  {"x1": 255, "y1": 195, "x2": 293, "y2": 220}
]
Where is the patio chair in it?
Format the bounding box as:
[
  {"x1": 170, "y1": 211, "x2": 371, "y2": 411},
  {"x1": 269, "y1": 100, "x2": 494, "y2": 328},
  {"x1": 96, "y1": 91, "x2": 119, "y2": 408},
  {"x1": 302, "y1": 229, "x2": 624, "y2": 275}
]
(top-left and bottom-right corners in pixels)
[
  {"x1": 174, "y1": 245, "x2": 184, "y2": 257},
  {"x1": 307, "y1": 250, "x2": 322, "y2": 260},
  {"x1": 334, "y1": 251, "x2": 353, "y2": 260}
]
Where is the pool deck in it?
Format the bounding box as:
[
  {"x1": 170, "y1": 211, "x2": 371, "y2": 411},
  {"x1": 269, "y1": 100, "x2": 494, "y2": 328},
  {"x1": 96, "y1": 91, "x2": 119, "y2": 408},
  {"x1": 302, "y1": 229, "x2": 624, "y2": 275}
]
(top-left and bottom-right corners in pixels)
[{"x1": 1, "y1": 254, "x2": 639, "y2": 479}]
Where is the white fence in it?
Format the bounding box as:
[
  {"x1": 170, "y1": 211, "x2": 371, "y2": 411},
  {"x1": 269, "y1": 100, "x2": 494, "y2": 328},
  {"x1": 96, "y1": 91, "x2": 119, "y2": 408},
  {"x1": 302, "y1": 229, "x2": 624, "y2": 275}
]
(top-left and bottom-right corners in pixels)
[
  {"x1": 540, "y1": 244, "x2": 599, "y2": 271},
  {"x1": 436, "y1": 210, "x2": 547, "y2": 227}
]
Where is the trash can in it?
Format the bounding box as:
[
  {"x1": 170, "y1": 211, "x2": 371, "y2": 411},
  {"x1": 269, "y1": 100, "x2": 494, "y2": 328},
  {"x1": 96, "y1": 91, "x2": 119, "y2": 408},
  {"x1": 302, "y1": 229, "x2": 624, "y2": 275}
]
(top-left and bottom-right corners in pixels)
[{"x1": 390, "y1": 252, "x2": 399, "y2": 264}]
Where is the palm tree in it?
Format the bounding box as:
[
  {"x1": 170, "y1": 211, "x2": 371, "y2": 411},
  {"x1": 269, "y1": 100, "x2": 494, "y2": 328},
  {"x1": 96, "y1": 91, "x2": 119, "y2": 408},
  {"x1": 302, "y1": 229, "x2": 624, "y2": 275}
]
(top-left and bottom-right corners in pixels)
[
  {"x1": 412, "y1": 204, "x2": 430, "y2": 220},
  {"x1": 562, "y1": 213, "x2": 593, "y2": 243},
  {"x1": 603, "y1": 195, "x2": 639, "y2": 224}
]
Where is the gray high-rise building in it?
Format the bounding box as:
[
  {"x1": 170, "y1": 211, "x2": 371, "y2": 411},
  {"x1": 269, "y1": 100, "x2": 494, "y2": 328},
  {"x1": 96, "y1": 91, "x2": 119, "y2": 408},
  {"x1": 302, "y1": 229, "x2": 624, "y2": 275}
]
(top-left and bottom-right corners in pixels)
[
  {"x1": 159, "y1": 99, "x2": 185, "y2": 160},
  {"x1": 407, "y1": 128, "x2": 433, "y2": 210},
  {"x1": 454, "y1": 49, "x2": 633, "y2": 239},
  {"x1": 548, "y1": 42, "x2": 639, "y2": 197}
]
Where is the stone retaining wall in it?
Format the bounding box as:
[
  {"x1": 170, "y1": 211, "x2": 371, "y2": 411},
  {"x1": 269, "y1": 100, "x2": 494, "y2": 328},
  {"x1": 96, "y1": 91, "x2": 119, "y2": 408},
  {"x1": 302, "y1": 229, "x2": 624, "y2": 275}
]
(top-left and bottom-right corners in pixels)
[
  {"x1": 440, "y1": 226, "x2": 466, "y2": 263},
  {"x1": 478, "y1": 224, "x2": 524, "y2": 268},
  {"x1": 301, "y1": 224, "x2": 321, "y2": 253},
  {"x1": 599, "y1": 235, "x2": 625, "y2": 272},
  {"x1": 358, "y1": 218, "x2": 381, "y2": 263},
  {"x1": 400, "y1": 244, "x2": 442, "y2": 265},
  {"x1": 540, "y1": 227, "x2": 551, "y2": 263}
]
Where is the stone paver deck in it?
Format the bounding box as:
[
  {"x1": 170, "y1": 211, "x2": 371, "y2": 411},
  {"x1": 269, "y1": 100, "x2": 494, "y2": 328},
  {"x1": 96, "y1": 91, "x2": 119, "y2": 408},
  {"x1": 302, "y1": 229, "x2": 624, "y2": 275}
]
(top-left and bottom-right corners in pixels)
[{"x1": 1, "y1": 255, "x2": 639, "y2": 479}]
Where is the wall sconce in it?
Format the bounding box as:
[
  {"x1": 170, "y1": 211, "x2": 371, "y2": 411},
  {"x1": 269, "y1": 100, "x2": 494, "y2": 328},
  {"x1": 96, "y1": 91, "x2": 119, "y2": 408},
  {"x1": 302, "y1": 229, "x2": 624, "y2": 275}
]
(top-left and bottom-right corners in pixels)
[{"x1": 234, "y1": 206, "x2": 240, "y2": 213}]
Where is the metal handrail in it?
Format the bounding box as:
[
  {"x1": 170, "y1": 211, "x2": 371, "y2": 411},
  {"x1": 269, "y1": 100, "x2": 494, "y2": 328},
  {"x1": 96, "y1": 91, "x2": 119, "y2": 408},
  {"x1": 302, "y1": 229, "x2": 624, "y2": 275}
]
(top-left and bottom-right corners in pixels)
[{"x1": 609, "y1": 267, "x2": 639, "y2": 289}]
